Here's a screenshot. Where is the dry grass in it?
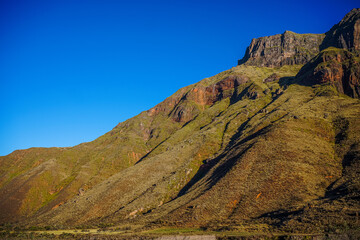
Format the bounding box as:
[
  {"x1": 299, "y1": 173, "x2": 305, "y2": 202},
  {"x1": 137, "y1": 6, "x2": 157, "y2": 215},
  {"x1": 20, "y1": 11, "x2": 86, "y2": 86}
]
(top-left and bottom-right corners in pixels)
[{"x1": 0, "y1": 62, "x2": 359, "y2": 237}]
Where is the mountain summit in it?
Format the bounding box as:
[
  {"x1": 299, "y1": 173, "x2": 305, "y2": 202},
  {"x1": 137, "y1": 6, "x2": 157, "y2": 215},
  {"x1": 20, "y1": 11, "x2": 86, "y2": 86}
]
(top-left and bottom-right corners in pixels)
[
  {"x1": 238, "y1": 8, "x2": 360, "y2": 68},
  {"x1": 0, "y1": 9, "x2": 360, "y2": 237}
]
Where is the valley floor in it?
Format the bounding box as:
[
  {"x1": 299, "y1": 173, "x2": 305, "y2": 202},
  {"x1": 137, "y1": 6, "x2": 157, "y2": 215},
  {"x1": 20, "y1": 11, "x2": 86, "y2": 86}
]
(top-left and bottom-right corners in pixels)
[{"x1": 1, "y1": 226, "x2": 359, "y2": 239}]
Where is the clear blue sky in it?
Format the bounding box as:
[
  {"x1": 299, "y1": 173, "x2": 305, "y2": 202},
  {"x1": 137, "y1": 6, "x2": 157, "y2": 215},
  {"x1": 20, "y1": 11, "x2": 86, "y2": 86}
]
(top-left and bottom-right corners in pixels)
[{"x1": 0, "y1": 0, "x2": 357, "y2": 156}]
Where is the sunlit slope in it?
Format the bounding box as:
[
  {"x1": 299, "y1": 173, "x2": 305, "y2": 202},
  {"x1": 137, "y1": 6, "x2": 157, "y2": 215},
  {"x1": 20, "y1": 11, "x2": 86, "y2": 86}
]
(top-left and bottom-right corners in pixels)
[
  {"x1": 0, "y1": 85, "x2": 191, "y2": 223},
  {"x1": 1, "y1": 63, "x2": 294, "y2": 223},
  {"x1": 1, "y1": 53, "x2": 359, "y2": 233},
  {"x1": 29, "y1": 64, "x2": 329, "y2": 226}
]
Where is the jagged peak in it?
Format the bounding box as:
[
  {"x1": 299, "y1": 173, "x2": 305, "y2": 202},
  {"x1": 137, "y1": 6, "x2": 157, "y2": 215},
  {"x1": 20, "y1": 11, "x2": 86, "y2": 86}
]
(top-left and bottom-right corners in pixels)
[{"x1": 320, "y1": 8, "x2": 360, "y2": 51}]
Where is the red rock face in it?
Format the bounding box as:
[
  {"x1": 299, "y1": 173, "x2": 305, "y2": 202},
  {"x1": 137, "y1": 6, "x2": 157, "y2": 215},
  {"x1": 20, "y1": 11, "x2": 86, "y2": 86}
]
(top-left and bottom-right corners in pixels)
[
  {"x1": 186, "y1": 75, "x2": 249, "y2": 106},
  {"x1": 147, "y1": 75, "x2": 250, "y2": 123},
  {"x1": 170, "y1": 75, "x2": 250, "y2": 123},
  {"x1": 298, "y1": 48, "x2": 360, "y2": 98},
  {"x1": 315, "y1": 51, "x2": 360, "y2": 98}
]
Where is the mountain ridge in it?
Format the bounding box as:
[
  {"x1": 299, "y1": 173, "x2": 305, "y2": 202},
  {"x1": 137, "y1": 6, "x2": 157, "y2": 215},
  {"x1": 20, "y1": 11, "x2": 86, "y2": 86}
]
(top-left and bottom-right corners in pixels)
[{"x1": 238, "y1": 8, "x2": 360, "y2": 68}]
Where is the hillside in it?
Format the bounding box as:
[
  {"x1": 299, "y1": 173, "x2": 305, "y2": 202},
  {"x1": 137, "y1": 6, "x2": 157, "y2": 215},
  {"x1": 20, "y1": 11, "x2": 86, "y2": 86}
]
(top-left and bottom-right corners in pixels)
[{"x1": 1, "y1": 8, "x2": 360, "y2": 237}]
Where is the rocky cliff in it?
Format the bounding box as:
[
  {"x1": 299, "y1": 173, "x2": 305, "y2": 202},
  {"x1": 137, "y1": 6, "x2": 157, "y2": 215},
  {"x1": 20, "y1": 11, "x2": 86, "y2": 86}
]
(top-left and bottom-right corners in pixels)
[
  {"x1": 239, "y1": 8, "x2": 360, "y2": 68},
  {"x1": 238, "y1": 31, "x2": 324, "y2": 67}
]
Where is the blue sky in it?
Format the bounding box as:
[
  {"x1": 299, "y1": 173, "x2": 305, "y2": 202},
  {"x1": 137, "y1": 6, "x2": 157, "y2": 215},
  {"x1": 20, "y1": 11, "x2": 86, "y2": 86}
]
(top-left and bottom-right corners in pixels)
[{"x1": 0, "y1": 0, "x2": 357, "y2": 156}]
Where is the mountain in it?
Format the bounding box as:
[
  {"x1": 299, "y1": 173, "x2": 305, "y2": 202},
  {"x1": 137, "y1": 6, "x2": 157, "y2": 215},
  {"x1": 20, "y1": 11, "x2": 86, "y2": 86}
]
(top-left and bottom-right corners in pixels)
[{"x1": 1, "y1": 8, "x2": 360, "y2": 236}]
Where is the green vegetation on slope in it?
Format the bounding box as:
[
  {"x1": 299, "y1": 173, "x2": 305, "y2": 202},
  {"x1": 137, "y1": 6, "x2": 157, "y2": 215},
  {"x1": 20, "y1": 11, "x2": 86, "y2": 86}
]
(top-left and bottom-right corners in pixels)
[{"x1": 1, "y1": 45, "x2": 359, "y2": 236}]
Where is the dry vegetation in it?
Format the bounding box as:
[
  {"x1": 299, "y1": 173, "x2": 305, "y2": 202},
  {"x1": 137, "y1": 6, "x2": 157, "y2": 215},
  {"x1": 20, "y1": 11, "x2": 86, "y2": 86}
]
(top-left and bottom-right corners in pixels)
[{"x1": 1, "y1": 47, "x2": 360, "y2": 239}]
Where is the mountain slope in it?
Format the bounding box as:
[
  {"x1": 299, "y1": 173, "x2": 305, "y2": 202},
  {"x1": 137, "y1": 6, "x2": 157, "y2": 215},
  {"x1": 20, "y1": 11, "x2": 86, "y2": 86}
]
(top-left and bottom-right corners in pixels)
[
  {"x1": 1, "y1": 8, "x2": 360, "y2": 235},
  {"x1": 30, "y1": 64, "x2": 302, "y2": 227},
  {"x1": 0, "y1": 85, "x2": 190, "y2": 223},
  {"x1": 28, "y1": 63, "x2": 360, "y2": 233}
]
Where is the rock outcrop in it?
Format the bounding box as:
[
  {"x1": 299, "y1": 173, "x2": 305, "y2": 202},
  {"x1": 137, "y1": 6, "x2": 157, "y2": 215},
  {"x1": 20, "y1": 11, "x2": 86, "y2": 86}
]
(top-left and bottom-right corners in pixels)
[
  {"x1": 238, "y1": 8, "x2": 360, "y2": 68},
  {"x1": 185, "y1": 75, "x2": 249, "y2": 106},
  {"x1": 238, "y1": 31, "x2": 325, "y2": 67},
  {"x1": 321, "y1": 8, "x2": 360, "y2": 51},
  {"x1": 169, "y1": 75, "x2": 250, "y2": 123},
  {"x1": 297, "y1": 47, "x2": 360, "y2": 98}
]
